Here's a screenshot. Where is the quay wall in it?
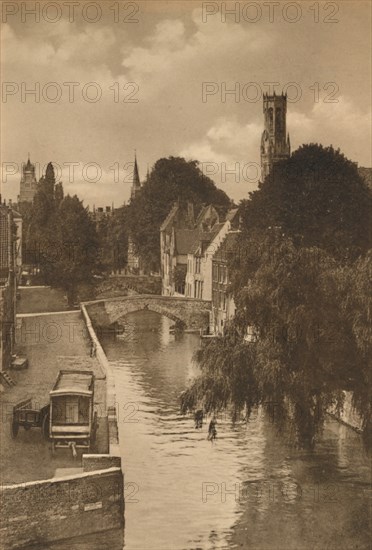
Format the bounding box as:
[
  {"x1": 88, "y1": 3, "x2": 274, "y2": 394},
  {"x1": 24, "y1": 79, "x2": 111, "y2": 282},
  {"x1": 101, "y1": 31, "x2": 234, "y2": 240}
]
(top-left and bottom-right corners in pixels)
[
  {"x1": 81, "y1": 303, "x2": 120, "y2": 455},
  {"x1": 0, "y1": 457, "x2": 123, "y2": 550},
  {"x1": 0, "y1": 306, "x2": 124, "y2": 550}
]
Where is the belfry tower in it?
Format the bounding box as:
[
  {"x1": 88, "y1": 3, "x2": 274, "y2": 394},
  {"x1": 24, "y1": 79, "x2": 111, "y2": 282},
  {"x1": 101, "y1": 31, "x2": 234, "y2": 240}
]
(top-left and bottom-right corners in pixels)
[
  {"x1": 260, "y1": 93, "x2": 290, "y2": 180},
  {"x1": 18, "y1": 155, "x2": 38, "y2": 203}
]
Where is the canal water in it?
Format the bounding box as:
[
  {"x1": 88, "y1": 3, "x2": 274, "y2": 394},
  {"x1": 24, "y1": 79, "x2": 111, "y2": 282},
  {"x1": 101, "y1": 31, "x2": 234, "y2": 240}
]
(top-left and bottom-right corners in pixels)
[{"x1": 44, "y1": 310, "x2": 371, "y2": 550}]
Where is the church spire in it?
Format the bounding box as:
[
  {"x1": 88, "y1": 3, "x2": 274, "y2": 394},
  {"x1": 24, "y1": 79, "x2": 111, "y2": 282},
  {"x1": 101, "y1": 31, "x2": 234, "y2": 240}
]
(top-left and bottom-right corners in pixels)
[{"x1": 131, "y1": 151, "x2": 141, "y2": 200}]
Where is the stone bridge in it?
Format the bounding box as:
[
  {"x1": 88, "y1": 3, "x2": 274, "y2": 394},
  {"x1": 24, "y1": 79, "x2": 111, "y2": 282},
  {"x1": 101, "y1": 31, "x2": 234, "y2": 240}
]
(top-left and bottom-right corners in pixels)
[{"x1": 84, "y1": 295, "x2": 212, "y2": 330}]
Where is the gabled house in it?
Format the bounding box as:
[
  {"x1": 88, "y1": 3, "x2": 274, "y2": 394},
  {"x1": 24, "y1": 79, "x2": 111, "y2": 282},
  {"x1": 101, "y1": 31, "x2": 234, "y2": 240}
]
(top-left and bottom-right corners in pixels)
[
  {"x1": 185, "y1": 208, "x2": 240, "y2": 303},
  {"x1": 160, "y1": 202, "x2": 195, "y2": 296}
]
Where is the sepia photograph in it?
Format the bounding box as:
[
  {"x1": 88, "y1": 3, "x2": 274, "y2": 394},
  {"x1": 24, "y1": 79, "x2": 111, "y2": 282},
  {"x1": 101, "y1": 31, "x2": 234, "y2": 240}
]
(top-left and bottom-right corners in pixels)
[{"x1": 0, "y1": 1, "x2": 371, "y2": 549}]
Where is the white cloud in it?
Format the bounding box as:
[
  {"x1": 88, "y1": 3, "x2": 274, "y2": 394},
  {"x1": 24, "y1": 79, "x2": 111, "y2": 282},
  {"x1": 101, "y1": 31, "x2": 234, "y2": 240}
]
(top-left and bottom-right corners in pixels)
[{"x1": 289, "y1": 96, "x2": 372, "y2": 165}]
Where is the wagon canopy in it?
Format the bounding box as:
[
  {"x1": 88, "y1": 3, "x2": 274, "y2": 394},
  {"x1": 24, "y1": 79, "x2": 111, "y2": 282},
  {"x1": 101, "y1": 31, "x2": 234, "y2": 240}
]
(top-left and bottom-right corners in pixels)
[{"x1": 50, "y1": 370, "x2": 94, "y2": 397}]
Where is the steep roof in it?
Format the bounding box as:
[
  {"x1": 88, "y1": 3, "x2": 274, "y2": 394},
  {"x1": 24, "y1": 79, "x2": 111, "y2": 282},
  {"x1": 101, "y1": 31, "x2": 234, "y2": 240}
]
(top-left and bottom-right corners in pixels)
[
  {"x1": 226, "y1": 207, "x2": 239, "y2": 222},
  {"x1": 160, "y1": 202, "x2": 179, "y2": 232},
  {"x1": 213, "y1": 231, "x2": 240, "y2": 263},
  {"x1": 175, "y1": 229, "x2": 200, "y2": 255},
  {"x1": 189, "y1": 222, "x2": 225, "y2": 255},
  {"x1": 195, "y1": 204, "x2": 220, "y2": 228}
]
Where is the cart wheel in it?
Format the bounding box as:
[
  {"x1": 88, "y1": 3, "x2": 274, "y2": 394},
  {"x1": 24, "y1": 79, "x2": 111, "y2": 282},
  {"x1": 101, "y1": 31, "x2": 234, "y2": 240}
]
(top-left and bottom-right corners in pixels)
[
  {"x1": 11, "y1": 421, "x2": 19, "y2": 439},
  {"x1": 42, "y1": 412, "x2": 50, "y2": 440}
]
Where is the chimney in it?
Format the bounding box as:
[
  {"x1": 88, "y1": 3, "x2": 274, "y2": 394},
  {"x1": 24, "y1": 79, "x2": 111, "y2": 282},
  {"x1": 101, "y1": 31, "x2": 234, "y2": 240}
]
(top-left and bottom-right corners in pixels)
[{"x1": 187, "y1": 202, "x2": 194, "y2": 225}]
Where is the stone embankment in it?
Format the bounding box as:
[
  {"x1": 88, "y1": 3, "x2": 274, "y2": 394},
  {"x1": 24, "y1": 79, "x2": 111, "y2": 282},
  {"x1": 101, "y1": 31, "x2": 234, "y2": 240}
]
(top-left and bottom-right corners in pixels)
[{"x1": 0, "y1": 288, "x2": 124, "y2": 549}]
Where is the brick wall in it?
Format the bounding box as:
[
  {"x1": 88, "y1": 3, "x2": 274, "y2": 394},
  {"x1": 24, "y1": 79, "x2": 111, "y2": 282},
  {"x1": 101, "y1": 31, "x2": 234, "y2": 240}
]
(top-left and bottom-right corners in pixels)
[{"x1": 0, "y1": 463, "x2": 124, "y2": 550}]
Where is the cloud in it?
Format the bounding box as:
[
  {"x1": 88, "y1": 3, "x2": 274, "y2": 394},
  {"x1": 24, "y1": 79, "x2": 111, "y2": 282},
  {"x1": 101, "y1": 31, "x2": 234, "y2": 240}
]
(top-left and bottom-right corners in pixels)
[
  {"x1": 289, "y1": 96, "x2": 372, "y2": 165},
  {"x1": 1, "y1": 4, "x2": 370, "y2": 209},
  {"x1": 180, "y1": 118, "x2": 262, "y2": 200}
]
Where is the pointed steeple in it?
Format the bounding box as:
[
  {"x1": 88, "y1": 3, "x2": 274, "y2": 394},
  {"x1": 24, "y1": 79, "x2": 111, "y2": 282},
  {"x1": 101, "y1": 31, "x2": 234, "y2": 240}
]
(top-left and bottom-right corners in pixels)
[
  {"x1": 25, "y1": 153, "x2": 32, "y2": 170},
  {"x1": 131, "y1": 151, "x2": 141, "y2": 200}
]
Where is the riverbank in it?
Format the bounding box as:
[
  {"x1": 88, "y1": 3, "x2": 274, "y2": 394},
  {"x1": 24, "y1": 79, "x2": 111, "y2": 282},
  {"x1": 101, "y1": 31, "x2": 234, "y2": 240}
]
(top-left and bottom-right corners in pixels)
[
  {"x1": 0, "y1": 287, "x2": 124, "y2": 549},
  {"x1": 0, "y1": 311, "x2": 107, "y2": 483},
  {"x1": 100, "y1": 309, "x2": 372, "y2": 550}
]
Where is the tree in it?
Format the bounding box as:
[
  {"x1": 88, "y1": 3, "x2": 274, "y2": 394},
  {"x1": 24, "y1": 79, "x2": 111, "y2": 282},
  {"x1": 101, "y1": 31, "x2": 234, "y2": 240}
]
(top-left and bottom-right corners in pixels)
[
  {"x1": 96, "y1": 206, "x2": 128, "y2": 274},
  {"x1": 242, "y1": 144, "x2": 372, "y2": 260},
  {"x1": 23, "y1": 162, "x2": 59, "y2": 274},
  {"x1": 181, "y1": 145, "x2": 372, "y2": 447},
  {"x1": 126, "y1": 157, "x2": 231, "y2": 271},
  {"x1": 46, "y1": 195, "x2": 99, "y2": 304}
]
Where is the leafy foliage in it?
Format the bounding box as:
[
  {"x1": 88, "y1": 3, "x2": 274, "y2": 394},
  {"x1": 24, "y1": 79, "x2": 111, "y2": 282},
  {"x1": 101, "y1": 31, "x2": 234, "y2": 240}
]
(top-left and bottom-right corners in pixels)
[
  {"x1": 126, "y1": 157, "x2": 231, "y2": 271},
  {"x1": 242, "y1": 144, "x2": 371, "y2": 260},
  {"x1": 95, "y1": 206, "x2": 128, "y2": 274},
  {"x1": 182, "y1": 145, "x2": 372, "y2": 447},
  {"x1": 22, "y1": 163, "x2": 99, "y2": 303}
]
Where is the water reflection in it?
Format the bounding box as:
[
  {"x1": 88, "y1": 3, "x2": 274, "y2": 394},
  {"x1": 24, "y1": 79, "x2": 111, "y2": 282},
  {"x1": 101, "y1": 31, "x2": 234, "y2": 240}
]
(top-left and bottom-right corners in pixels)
[
  {"x1": 43, "y1": 310, "x2": 371, "y2": 550},
  {"x1": 102, "y1": 311, "x2": 371, "y2": 550}
]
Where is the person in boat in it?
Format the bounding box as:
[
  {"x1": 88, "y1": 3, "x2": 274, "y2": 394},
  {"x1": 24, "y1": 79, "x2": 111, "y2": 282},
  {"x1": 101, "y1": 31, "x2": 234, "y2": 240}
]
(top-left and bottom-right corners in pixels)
[
  {"x1": 208, "y1": 416, "x2": 217, "y2": 441},
  {"x1": 194, "y1": 409, "x2": 204, "y2": 429}
]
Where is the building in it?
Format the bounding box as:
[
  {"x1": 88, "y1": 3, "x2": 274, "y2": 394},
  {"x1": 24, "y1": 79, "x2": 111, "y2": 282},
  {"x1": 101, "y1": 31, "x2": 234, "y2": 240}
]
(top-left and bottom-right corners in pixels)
[
  {"x1": 11, "y1": 205, "x2": 22, "y2": 278},
  {"x1": 127, "y1": 153, "x2": 143, "y2": 274},
  {"x1": 211, "y1": 231, "x2": 240, "y2": 335},
  {"x1": 260, "y1": 93, "x2": 291, "y2": 180},
  {"x1": 18, "y1": 155, "x2": 38, "y2": 203},
  {"x1": 130, "y1": 153, "x2": 141, "y2": 200},
  {"x1": 160, "y1": 200, "x2": 240, "y2": 299},
  {"x1": 185, "y1": 208, "x2": 239, "y2": 302},
  {"x1": 0, "y1": 202, "x2": 16, "y2": 373},
  {"x1": 160, "y1": 202, "x2": 197, "y2": 295},
  {"x1": 90, "y1": 205, "x2": 114, "y2": 225}
]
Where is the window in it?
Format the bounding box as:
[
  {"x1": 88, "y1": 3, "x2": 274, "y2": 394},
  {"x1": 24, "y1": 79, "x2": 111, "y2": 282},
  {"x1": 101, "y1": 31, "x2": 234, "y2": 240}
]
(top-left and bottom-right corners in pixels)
[
  {"x1": 52, "y1": 396, "x2": 90, "y2": 425},
  {"x1": 268, "y1": 107, "x2": 273, "y2": 130},
  {"x1": 276, "y1": 108, "x2": 282, "y2": 131},
  {"x1": 195, "y1": 256, "x2": 201, "y2": 274},
  {"x1": 213, "y1": 264, "x2": 218, "y2": 282}
]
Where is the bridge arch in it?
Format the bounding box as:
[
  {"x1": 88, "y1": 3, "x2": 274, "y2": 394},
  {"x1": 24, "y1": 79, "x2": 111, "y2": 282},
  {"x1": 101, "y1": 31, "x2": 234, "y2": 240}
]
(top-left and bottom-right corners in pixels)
[
  {"x1": 109, "y1": 300, "x2": 185, "y2": 326},
  {"x1": 84, "y1": 295, "x2": 211, "y2": 331}
]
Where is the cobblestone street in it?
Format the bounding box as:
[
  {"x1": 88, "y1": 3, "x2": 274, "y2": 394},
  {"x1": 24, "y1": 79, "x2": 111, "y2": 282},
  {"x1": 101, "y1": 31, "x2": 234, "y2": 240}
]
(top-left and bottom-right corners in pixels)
[{"x1": 0, "y1": 289, "x2": 108, "y2": 484}]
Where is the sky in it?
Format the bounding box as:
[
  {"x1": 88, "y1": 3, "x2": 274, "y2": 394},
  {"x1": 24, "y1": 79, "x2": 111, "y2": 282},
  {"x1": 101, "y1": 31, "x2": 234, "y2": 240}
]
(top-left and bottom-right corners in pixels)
[{"x1": 1, "y1": 0, "x2": 371, "y2": 208}]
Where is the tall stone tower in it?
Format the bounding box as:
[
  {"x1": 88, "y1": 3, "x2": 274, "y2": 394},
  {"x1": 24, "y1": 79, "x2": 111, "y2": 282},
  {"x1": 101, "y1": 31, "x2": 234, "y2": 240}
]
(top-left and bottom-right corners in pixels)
[
  {"x1": 260, "y1": 93, "x2": 291, "y2": 180},
  {"x1": 18, "y1": 155, "x2": 38, "y2": 203}
]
